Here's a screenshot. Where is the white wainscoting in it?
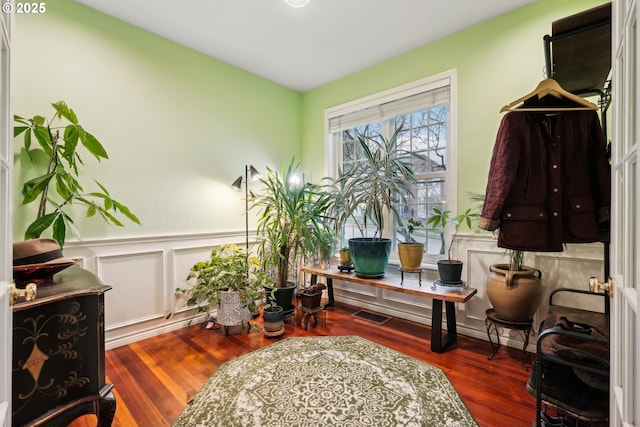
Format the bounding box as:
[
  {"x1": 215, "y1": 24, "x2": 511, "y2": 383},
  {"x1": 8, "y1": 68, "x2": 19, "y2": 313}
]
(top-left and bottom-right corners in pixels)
[
  {"x1": 329, "y1": 233, "x2": 606, "y2": 353},
  {"x1": 62, "y1": 232, "x2": 606, "y2": 353},
  {"x1": 62, "y1": 232, "x2": 250, "y2": 350}
]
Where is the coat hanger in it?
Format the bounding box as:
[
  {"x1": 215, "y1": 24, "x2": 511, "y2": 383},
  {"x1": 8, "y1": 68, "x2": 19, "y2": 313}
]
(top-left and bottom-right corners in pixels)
[{"x1": 500, "y1": 78, "x2": 598, "y2": 113}]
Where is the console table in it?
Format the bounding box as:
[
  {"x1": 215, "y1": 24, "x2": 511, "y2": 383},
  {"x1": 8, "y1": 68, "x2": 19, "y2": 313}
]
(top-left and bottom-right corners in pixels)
[
  {"x1": 11, "y1": 266, "x2": 115, "y2": 426},
  {"x1": 299, "y1": 265, "x2": 477, "y2": 353}
]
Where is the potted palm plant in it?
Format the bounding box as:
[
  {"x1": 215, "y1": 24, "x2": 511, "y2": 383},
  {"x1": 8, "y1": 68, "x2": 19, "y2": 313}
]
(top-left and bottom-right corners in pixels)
[
  {"x1": 328, "y1": 126, "x2": 423, "y2": 278},
  {"x1": 176, "y1": 244, "x2": 270, "y2": 329},
  {"x1": 426, "y1": 207, "x2": 479, "y2": 283},
  {"x1": 253, "y1": 159, "x2": 331, "y2": 316}
]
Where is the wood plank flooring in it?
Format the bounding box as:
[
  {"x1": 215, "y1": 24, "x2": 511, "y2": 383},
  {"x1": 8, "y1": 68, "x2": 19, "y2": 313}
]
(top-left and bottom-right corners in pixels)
[{"x1": 70, "y1": 302, "x2": 536, "y2": 427}]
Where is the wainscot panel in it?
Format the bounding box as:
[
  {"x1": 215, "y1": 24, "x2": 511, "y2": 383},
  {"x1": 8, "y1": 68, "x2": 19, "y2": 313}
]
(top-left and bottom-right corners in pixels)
[{"x1": 60, "y1": 232, "x2": 605, "y2": 353}]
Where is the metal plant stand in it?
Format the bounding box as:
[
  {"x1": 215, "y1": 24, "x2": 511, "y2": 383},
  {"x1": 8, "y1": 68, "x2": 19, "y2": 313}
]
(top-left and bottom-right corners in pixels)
[{"x1": 485, "y1": 308, "x2": 534, "y2": 367}]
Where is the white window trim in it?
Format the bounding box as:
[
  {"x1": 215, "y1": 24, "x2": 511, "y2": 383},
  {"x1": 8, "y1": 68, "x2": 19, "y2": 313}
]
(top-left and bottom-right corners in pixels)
[{"x1": 323, "y1": 69, "x2": 459, "y2": 264}]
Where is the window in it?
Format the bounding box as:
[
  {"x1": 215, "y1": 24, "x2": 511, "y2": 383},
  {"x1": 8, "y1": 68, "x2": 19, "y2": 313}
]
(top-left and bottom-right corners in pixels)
[{"x1": 326, "y1": 70, "x2": 457, "y2": 265}]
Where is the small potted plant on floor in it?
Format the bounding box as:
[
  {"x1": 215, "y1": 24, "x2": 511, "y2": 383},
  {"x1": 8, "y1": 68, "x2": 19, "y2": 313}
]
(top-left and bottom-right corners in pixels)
[
  {"x1": 296, "y1": 282, "x2": 326, "y2": 310},
  {"x1": 262, "y1": 288, "x2": 285, "y2": 337},
  {"x1": 426, "y1": 207, "x2": 479, "y2": 284}
]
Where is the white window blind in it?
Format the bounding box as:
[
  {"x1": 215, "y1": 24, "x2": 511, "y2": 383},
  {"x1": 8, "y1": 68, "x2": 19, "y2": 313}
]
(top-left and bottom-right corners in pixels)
[{"x1": 328, "y1": 83, "x2": 450, "y2": 133}]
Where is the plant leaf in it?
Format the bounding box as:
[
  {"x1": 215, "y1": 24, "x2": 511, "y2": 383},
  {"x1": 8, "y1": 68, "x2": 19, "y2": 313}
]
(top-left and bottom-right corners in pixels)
[
  {"x1": 52, "y1": 101, "x2": 78, "y2": 124},
  {"x1": 52, "y1": 215, "x2": 67, "y2": 247},
  {"x1": 21, "y1": 173, "x2": 55, "y2": 204},
  {"x1": 77, "y1": 126, "x2": 108, "y2": 160},
  {"x1": 14, "y1": 126, "x2": 29, "y2": 137},
  {"x1": 24, "y1": 212, "x2": 58, "y2": 239}
]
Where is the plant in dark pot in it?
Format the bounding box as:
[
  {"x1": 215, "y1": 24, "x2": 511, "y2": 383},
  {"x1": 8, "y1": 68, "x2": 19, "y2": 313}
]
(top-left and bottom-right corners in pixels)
[
  {"x1": 253, "y1": 159, "x2": 330, "y2": 316},
  {"x1": 262, "y1": 288, "x2": 285, "y2": 337},
  {"x1": 175, "y1": 244, "x2": 269, "y2": 330},
  {"x1": 426, "y1": 207, "x2": 479, "y2": 284},
  {"x1": 328, "y1": 126, "x2": 423, "y2": 278}
]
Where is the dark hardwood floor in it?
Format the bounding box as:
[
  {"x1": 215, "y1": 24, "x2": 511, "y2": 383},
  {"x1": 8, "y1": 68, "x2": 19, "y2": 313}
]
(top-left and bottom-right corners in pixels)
[{"x1": 70, "y1": 302, "x2": 536, "y2": 427}]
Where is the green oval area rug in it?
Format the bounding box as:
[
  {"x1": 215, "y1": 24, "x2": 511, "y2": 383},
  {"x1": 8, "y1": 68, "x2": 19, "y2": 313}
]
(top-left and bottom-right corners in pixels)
[{"x1": 172, "y1": 335, "x2": 478, "y2": 427}]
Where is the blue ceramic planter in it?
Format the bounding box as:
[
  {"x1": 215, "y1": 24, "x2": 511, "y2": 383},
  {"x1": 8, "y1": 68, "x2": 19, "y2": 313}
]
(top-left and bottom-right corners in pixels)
[{"x1": 348, "y1": 237, "x2": 391, "y2": 278}]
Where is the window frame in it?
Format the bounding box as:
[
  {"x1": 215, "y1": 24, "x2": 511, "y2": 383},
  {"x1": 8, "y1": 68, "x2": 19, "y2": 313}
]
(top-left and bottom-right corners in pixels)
[{"x1": 324, "y1": 69, "x2": 458, "y2": 266}]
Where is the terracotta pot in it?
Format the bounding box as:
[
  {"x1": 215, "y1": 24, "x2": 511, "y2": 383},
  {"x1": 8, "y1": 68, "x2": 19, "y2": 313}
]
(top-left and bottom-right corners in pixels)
[
  {"x1": 398, "y1": 242, "x2": 424, "y2": 269},
  {"x1": 486, "y1": 263, "x2": 543, "y2": 322}
]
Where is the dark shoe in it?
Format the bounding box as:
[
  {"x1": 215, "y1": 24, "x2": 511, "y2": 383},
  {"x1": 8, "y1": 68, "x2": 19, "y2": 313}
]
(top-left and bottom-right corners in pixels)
[{"x1": 539, "y1": 412, "x2": 567, "y2": 427}]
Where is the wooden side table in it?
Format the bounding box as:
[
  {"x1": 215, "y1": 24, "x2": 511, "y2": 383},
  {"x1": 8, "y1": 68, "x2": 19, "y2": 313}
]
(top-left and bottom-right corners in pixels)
[
  {"x1": 485, "y1": 308, "x2": 534, "y2": 366},
  {"x1": 298, "y1": 306, "x2": 326, "y2": 330}
]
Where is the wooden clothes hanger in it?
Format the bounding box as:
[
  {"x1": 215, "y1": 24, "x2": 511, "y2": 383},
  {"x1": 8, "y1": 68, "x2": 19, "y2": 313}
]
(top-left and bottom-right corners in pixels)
[{"x1": 500, "y1": 78, "x2": 598, "y2": 112}]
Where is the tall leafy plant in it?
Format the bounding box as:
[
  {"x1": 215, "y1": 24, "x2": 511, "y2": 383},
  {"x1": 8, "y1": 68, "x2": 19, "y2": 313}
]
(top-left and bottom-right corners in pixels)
[
  {"x1": 14, "y1": 101, "x2": 140, "y2": 247},
  {"x1": 330, "y1": 127, "x2": 423, "y2": 240},
  {"x1": 253, "y1": 159, "x2": 331, "y2": 287}
]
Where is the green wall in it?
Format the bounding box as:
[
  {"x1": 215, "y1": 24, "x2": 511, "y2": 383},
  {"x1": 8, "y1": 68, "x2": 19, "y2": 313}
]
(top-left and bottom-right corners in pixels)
[
  {"x1": 13, "y1": 0, "x2": 609, "y2": 241},
  {"x1": 301, "y1": 0, "x2": 609, "y2": 212},
  {"x1": 13, "y1": 0, "x2": 302, "y2": 240}
]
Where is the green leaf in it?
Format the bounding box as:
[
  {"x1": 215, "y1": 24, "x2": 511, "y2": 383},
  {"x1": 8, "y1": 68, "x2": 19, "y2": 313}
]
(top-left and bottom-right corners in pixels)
[
  {"x1": 87, "y1": 205, "x2": 96, "y2": 217},
  {"x1": 52, "y1": 101, "x2": 78, "y2": 124},
  {"x1": 21, "y1": 173, "x2": 54, "y2": 204},
  {"x1": 55, "y1": 173, "x2": 73, "y2": 200},
  {"x1": 33, "y1": 125, "x2": 52, "y2": 149},
  {"x1": 63, "y1": 124, "x2": 79, "y2": 149},
  {"x1": 95, "y1": 181, "x2": 111, "y2": 196},
  {"x1": 78, "y1": 126, "x2": 108, "y2": 160},
  {"x1": 14, "y1": 115, "x2": 29, "y2": 125},
  {"x1": 32, "y1": 115, "x2": 45, "y2": 126},
  {"x1": 23, "y1": 127, "x2": 32, "y2": 150},
  {"x1": 52, "y1": 215, "x2": 67, "y2": 247},
  {"x1": 14, "y1": 126, "x2": 29, "y2": 137},
  {"x1": 24, "y1": 212, "x2": 58, "y2": 239},
  {"x1": 114, "y1": 201, "x2": 141, "y2": 224}
]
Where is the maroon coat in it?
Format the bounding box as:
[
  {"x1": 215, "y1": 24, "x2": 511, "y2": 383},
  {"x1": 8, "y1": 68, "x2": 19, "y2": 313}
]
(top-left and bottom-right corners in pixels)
[{"x1": 478, "y1": 110, "x2": 610, "y2": 252}]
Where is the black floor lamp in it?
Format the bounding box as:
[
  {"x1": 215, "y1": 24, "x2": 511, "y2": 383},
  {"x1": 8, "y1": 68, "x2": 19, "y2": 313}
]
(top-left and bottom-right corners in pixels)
[{"x1": 231, "y1": 165, "x2": 261, "y2": 251}]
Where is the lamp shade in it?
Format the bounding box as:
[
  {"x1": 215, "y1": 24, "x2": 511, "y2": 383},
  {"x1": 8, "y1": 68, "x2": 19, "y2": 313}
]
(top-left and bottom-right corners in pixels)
[
  {"x1": 231, "y1": 176, "x2": 243, "y2": 191},
  {"x1": 249, "y1": 166, "x2": 261, "y2": 181}
]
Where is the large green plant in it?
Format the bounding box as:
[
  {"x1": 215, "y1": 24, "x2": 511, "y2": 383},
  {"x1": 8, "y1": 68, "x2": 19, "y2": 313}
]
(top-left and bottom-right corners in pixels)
[
  {"x1": 253, "y1": 159, "x2": 331, "y2": 288},
  {"x1": 328, "y1": 127, "x2": 423, "y2": 240},
  {"x1": 14, "y1": 101, "x2": 139, "y2": 247},
  {"x1": 177, "y1": 244, "x2": 271, "y2": 322}
]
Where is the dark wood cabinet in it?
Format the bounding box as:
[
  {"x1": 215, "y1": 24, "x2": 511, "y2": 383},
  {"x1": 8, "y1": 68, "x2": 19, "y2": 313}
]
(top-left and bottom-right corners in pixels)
[{"x1": 12, "y1": 266, "x2": 116, "y2": 426}]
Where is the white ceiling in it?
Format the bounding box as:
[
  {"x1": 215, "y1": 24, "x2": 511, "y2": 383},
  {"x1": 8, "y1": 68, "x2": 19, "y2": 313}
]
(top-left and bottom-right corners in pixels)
[{"x1": 74, "y1": 0, "x2": 538, "y2": 92}]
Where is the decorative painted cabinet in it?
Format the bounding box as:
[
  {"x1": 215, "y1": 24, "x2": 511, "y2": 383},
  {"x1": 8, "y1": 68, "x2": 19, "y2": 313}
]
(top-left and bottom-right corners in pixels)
[{"x1": 11, "y1": 266, "x2": 115, "y2": 426}]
